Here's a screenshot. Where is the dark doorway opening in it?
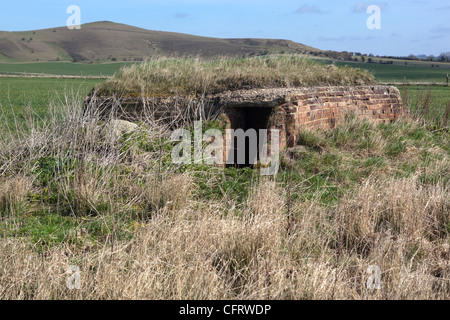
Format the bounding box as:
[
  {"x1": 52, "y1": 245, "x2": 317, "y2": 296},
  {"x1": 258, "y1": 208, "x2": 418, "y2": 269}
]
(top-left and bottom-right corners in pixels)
[{"x1": 227, "y1": 107, "x2": 273, "y2": 168}]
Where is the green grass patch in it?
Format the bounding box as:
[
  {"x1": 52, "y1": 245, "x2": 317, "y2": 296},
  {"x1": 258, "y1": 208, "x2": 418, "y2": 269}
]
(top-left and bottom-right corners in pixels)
[
  {"x1": 401, "y1": 85, "x2": 450, "y2": 126},
  {"x1": 0, "y1": 62, "x2": 131, "y2": 76},
  {"x1": 282, "y1": 117, "x2": 449, "y2": 205},
  {"x1": 0, "y1": 210, "x2": 135, "y2": 252},
  {"x1": 0, "y1": 77, "x2": 102, "y2": 130}
]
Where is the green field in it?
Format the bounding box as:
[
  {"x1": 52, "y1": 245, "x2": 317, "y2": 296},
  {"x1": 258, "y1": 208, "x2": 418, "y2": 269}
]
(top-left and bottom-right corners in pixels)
[
  {"x1": 333, "y1": 60, "x2": 449, "y2": 83},
  {"x1": 0, "y1": 62, "x2": 131, "y2": 76},
  {"x1": 1, "y1": 59, "x2": 449, "y2": 83},
  {"x1": 0, "y1": 57, "x2": 448, "y2": 132},
  {"x1": 0, "y1": 76, "x2": 448, "y2": 131},
  {"x1": 0, "y1": 77, "x2": 103, "y2": 130},
  {"x1": 400, "y1": 85, "x2": 450, "y2": 127},
  {"x1": 405, "y1": 85, "x2": 450, "y2": 106}
]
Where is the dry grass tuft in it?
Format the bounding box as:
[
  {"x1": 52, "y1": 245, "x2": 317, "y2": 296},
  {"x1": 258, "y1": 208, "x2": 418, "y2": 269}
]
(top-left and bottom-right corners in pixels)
[
  {"x1": 0, "y1": 176, "x2": 33, "y2": 215},
  {"x1": 339, "y1": 176, "x2": 449, "y2": 251}
]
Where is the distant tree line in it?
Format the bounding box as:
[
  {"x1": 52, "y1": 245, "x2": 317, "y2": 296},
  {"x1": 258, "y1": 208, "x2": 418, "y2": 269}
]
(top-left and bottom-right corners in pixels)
[
  {"x1": 364, "y1": 52, "x2": 450, "y2": 62},
  {"x1": 302, "y1": 49, "x2": 450, "y2": 64}
]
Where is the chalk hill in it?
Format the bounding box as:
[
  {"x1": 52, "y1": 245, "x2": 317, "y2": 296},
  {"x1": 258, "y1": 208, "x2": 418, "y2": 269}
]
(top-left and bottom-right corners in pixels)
[{"x1": 0, "y1": 21, "x2": 319, "y2": 62}]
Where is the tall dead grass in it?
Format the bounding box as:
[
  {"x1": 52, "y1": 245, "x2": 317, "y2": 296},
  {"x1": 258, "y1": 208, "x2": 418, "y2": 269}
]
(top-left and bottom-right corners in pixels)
[
  {"x1": 0, "y1": 91, "x2": 448, "y2": 300},
  {"x1": 0, "y1": 176, "x2": 32, "y2": 215},
  {"x1": 0, "y1": 175, "x2": 448, "y2": 299}
]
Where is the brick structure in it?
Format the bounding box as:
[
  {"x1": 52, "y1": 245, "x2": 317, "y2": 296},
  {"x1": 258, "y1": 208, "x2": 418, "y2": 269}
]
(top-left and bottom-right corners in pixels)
[
  {"x1": 86, "y1": 85, "x2": 404, "y2": 161},
  {"x1": 220, "y1": 85, "x2": 403, "y2": 151}
]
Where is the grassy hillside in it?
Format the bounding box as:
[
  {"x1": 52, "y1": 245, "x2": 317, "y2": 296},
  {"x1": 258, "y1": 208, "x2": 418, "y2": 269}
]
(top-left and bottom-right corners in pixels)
[{"x1": 0, "y1": 21, "x2": 318, "y2": 63}]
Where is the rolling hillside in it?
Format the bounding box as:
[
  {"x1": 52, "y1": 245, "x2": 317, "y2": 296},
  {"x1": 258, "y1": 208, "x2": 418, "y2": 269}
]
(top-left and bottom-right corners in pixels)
[{"x1": 0, "y1": 21, "x2": 319, "y2": 63}]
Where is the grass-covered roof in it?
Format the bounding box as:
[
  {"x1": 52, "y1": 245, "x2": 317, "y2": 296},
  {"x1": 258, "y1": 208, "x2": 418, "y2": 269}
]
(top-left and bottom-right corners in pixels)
[{"x1": 95, "y1": 55, "x2": 375, "y2": 97}]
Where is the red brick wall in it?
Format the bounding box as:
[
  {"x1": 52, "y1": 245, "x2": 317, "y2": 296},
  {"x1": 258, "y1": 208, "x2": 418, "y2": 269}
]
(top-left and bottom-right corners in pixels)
[{"x1": 273, "y1": 86, "x2": 403, "y2": 148}]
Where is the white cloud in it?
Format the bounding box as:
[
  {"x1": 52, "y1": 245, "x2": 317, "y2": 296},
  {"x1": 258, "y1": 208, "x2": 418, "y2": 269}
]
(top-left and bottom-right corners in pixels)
[
  {"x1": 431, "y1": 25, "x2": 450, "y2": 34},
  {"x1": 174, "y1": 12, "x2": 189, "y2": 18},
  {"x1": 293, "y1": 5, "x2": 326, "y2": 15},
  {"x1": 352, "y1": 2, "x2": 388, "y2": 13},
  {"x1": 435, "y1": 6, "x2": 450, "y2": 11}
]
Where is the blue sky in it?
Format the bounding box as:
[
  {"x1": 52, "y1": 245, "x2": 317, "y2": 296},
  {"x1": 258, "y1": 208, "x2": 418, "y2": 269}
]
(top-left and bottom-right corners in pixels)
[{"x1": 1, "y1": 0, "x2": 449, "y2": 56}]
